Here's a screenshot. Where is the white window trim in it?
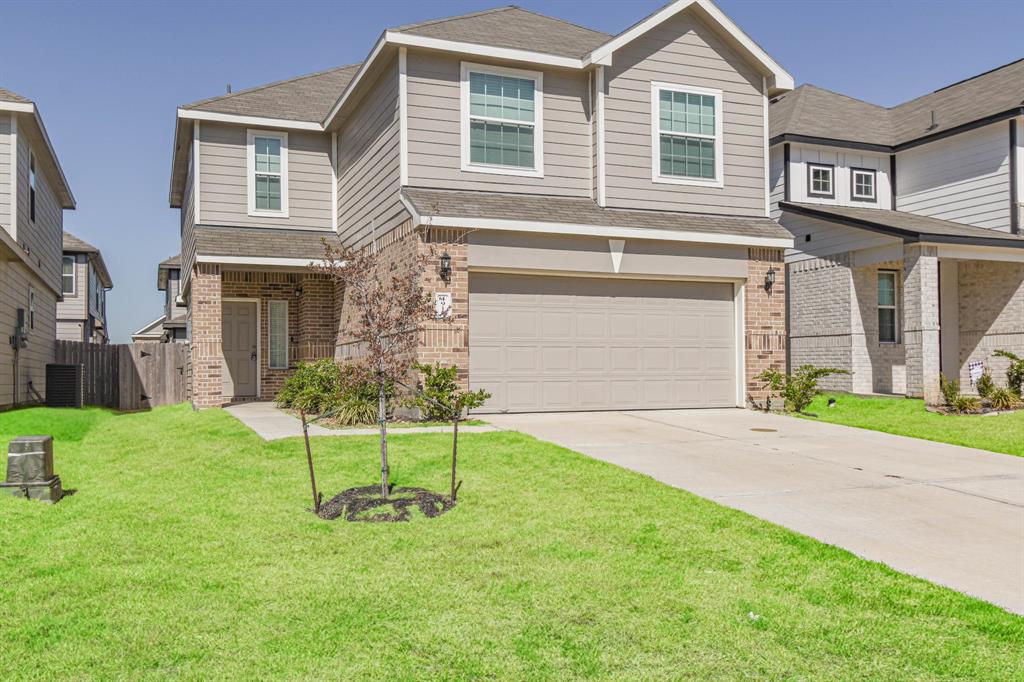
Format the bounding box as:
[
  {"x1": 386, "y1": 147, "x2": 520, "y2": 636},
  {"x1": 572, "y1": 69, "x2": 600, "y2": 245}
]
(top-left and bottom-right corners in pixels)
[
  {"x1": 877, "y1": 270, "x2": 899, "y2": 344},
  {"x1": 267, "y1": 299, "x2": 289, "y2": 370},
  {"x1": 460, "y1": 61, "x2": 544, "y2": 178},
  {"x1": 807, "y1": 163, "x2": 835, "y2": 198},
  {"x1": 851, "y1": 168, "x2": 877, "y2": 201},
  {"x1": 650, "y1": 81, "x2": 724, "y2": 189},
  {"x1": 246, "y1": 129, "x2": 289, "y2": 218},
  {"x1": 28, "y1": 286, "x2": 36, "y2": 330},
  {"x1": 62, "y1": 255, "x2": 76, "y2": 296},
  {"x1": 29, "y1": 151, "x2": 37, "y2": 222}
]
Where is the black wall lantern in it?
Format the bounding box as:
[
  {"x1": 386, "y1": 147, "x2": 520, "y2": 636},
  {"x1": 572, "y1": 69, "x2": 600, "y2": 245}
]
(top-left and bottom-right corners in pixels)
[
  {"x1": 439, "y1": 251, "x2": 452, "y2": 283},
  {"x1": 764, "y1": 266, "x2": 776, "y2": 293}
]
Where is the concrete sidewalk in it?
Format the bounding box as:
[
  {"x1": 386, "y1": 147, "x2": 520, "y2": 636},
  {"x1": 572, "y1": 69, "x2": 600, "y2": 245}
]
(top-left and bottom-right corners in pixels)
[
  {"x1": 486, "y1": 408, "x2": 1024, "y2": 615},
  {"x1": 225, "y1": 401, "x2": 497, "y2": 441}
]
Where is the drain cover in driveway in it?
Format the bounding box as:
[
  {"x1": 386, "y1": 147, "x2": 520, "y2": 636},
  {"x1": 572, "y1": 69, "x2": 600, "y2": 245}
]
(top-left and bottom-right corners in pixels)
[{"x1": 750, "y1": 428, "x2": 777, "y2": 433}]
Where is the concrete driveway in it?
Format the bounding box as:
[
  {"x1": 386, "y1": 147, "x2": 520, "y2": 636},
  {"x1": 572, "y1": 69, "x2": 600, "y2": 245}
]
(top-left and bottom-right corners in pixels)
[{"x1": 485, "y1": 409, "x2": 1024, "y2": 614}]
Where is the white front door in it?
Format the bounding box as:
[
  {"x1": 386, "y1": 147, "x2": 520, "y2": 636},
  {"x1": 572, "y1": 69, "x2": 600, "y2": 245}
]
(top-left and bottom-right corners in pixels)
[{"x1": 222, "y1": 301, "x2": 258, "y2": 398}]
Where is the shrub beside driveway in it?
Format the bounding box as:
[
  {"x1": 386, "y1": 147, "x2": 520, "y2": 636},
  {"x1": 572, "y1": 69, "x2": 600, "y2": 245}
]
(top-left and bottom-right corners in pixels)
[
  {"x1": 800, "y1": 393, "x2": 1024, "y2": 457},
  {"x1": 0, "y1": 405, "x2": 1021, "y2": 678}
]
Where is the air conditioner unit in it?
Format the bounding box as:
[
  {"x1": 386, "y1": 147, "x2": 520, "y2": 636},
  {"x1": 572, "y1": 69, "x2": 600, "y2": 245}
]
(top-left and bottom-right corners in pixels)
[{"x1": 45, "y1": 364, "x2": 83, "y2": 408}]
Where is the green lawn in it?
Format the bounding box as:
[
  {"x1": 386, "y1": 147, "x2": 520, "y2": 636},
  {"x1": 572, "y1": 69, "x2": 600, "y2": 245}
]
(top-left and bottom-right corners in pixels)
[
  {"x1": 1, "y1": 405, "x2": 1021, "y2": 679},
  {"x1": 801, "y1": 393, "x2": 1024, "y2": 457}
]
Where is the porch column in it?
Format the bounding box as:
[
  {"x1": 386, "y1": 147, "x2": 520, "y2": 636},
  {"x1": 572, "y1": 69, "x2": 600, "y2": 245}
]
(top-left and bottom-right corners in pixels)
[
  {"x1": 190, "y1": 263, "x2": 224, "y2": 409},
  {"x1": 903, "y1": 244, "x2": 941, "y2": 403}
]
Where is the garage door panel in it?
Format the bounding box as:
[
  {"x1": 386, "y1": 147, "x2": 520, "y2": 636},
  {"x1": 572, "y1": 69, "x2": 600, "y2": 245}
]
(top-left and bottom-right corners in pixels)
[{"x1": 470, "y1": 273, "x2": 737, "y2": 413}]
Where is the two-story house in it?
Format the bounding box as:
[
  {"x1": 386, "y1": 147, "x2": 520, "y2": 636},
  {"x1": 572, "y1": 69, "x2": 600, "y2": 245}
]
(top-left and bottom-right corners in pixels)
[
  {"x1": 1, "y1": 88, "x2": 76, "y2": 408},
  {"x1": 168, "y1": 0, "x2": 796, "y2": 411},
  {"x1": 58, "y1": 231, "x2": 113, "y2": 344},
  {"x1": 132, "y1": 254, "x2": 188, "y2": 343},
  {"x1": 770, "y1": 59, "x2": 1024, "y2": 404}
]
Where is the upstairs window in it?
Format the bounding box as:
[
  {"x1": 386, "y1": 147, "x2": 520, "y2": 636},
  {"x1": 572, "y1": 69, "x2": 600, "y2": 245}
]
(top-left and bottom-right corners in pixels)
[
  {"x1": 247, "y1": 130, "x2": 289, "y2": 216},
  {"x1": 807, "y1": 163, "x2": 834, "y2": 198},
  {"x1": 29, "y1": 152, "x2": 37, "y2": 222},
  {"x1": 461, "y1": 63, "x2": 543, "y2": 177},
  {"x1": 851, "y1": 168, "x2": 877, "y2": 202},
  {"x1": 878, "y1": 271, "x2": 899, "y2": 343},
  {"x1": 652, "y1": 82, "x2": 723, "y2": 186},
  {"x1": 62, "y1": 256, "x2": 75, "y2": 295}
]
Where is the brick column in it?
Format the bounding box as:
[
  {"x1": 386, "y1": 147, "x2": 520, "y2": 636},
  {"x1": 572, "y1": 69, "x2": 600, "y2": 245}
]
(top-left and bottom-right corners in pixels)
[
  {"x1": 189, "y1": 263, "x2": 224, "y2": 409},
  {"x1": 903, "y1": 244, "x2": 941, "y2": 403},
  {"x1": 745, "y1": 248, "x2": 787, "y2": 406}
]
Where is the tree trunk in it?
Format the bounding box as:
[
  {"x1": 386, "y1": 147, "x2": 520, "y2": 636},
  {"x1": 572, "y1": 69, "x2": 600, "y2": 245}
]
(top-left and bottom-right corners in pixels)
[
  {"x1": 450, "y1": 416, "x2": 459, "y2": 502},
  {"x1": 378, "y1": 376, "x2": 389, "y2": 499}
]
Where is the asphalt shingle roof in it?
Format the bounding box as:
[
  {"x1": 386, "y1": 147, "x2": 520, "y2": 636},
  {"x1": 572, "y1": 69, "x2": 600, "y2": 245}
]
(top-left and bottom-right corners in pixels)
[
  {"x1": 159, "y1": 254, "x2": 181, "y2": 268},
  {"x1": 63, "y1": 231, "x2": 113, "y2": 288},
  {"x1": 771, "y1": 59, "x2": 1024, "y2": 147},
  {"x1": 0, "y1": 87, "x2": 32, "y2": 104},
  {"x1": 404, "y1": 187, "x2": 792, "y2": 241},
  {"x1": 193, "y1": 226, "x2": 340, "y2": 260},
  {"x1": 780, "y1": 202, "x2": 1024, "y2": 246}
]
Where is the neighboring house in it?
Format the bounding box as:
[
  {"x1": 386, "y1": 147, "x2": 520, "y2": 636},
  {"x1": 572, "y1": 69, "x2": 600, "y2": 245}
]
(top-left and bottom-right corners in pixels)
[
  {"x1": 131, "y1": 254, "x2": 188, "y2": 343},
  {"x1": 770, "y1": 59, "x2": 1024, "y2": 404},
  {"x1": 168, "y1": 0, "x2": 796, "y2": 411},
  {"x1": 0, "y1": 88, "x2": 76, "y2": 408},
  {"x1": 58, "y1": 231, "x2": 113, "y2": 344}
]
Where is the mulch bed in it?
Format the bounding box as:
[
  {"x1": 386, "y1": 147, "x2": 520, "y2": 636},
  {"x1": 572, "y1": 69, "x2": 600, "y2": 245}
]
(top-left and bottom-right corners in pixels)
[{"x1": 318, "y1": 486, "x2": 454, "y2": 522}]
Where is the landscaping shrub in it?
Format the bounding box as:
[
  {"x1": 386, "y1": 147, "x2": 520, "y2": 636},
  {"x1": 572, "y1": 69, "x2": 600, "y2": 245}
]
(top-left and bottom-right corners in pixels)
[
  {"x1": 939, "y1": 373, "x2": 961, "y2": 407},
  {"x1": 993, "y1": 350, "x2": 1024, "y2": 396},
  {"x1": 276, "y1": 359, "x2": 342, "y2": 414},
  {"x1": 975, "y1": 372, "x2": 995, "y2": 399},
  {"x1": 412, "y1": 362, "x2": 463, "y2": 421},
  {"x1": 334, "y1": 363, "x2": 396, "y2": 426},
  {"x1": 949, "y1": 394, "x2": 982, "y2": 414},
  {"x1": 757, "y1": 365, "x2": 848, "y2": 413},
  {"x1": 987, "y1": 387, "x2": 1021, "y2": 411}
]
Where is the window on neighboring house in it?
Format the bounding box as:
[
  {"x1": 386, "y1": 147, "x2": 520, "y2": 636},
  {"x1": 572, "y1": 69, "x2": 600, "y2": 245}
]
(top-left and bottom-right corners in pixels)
[
  {"x1": 652, "y1": 82, "x2": 723, "y2": 186},
  {"x1": 268, "y1": 300, "x2": 288, "y2": 370},
  {"x1": 247, "y1": 131, "x2": 288, "y2": 216},
  {"x1": 851, "y1": 168, "x2": 877, "y2": 202},
  {"x1": 62, "y1": 256, "x2": 75, "y2": 295},
  {"x1": 807, "y1": 163, "x2": 834, "y2": 198},
  {"x1": 29, "y1": 152, "x2": 37, "y2": 222},
  {"x1": 28, "y1": 287, "x2": 35, "y2": 330},
  {"x1": 878, "y1": 271, "x2": 898, "y2": 343},
  {"x1": 461, "y1": 63, "x2": 543, "y2": 176}
]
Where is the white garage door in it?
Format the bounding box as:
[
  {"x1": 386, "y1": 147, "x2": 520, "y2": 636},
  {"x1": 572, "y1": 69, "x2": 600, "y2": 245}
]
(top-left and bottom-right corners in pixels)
[{"x1": 469, "y1": 273, "x2": 737, "y2": 413}]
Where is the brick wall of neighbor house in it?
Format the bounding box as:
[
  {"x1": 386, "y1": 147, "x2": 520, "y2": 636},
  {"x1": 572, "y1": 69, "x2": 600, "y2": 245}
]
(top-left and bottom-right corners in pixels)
[
  {"x1": 787, "y1": 255, "x2": 855, "y2": 392},
  {"x1": 335, "y1": 222, "x2": 469, "y2": 385},
  {"x1": 958, "y1": 260, "x2": 1024, "y2": 390},
  {"x1": 745, "y1": 248, "x2": 787, "y2": 405},
  {"x1": 190, "y1": 263, "x2": 224, "y2": 409},
  {"x1": 852, "y1": 262, "x2": 907, "y2": 394}
]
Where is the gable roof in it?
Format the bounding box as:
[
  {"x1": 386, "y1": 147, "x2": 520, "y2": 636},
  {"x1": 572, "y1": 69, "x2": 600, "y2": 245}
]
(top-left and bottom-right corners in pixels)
[
  {"x1": 0, "y1": 87, "x2": 32, "y2": 104},
  {"x1": 157, "y1": 254, "x2": 180, "y2": 290},
  {"x1": 771, "y1": 58, "x2": 1024, "y2": 149},
  {"x1": 0, "y1": 88, "x2": 75, "y2": 209},
  {"x1": 63, "y1": 231, "x2": 113, "y2": 288}
]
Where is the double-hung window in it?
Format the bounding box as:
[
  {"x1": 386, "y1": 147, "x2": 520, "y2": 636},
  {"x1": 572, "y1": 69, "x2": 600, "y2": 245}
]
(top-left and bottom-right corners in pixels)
[
  {"x1": 851, "y1": 168, "x2": 877, "y2": 202},
  {"x1": 807, "y1": 163, "x2": 835, "y2": 198},
  {"x1": 268, "y1": 300, "x2": 289, "y2": 370},
  {"x1": 877, "y1": 271, "x2": 899, "y2": 343},
  {"x1": 29, "y1": 152, "x2": 37, "y2": 222},
  {"x1": 247, "y1": 130, "x2": 289, "y2": 216},
  {"x1": 651, "y1": 82, "x2": 723, "y2": 186},
  {"x1": 62, "y1": 256, "x2": 76, "y2": 295},
  {"x1": 461, "y1": 63, "x2": 543, "y2": 177}
]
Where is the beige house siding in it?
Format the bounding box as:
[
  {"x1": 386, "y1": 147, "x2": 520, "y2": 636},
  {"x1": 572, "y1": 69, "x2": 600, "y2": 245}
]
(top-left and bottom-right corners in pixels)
[
  {"x1": 16, "y1": 133, "x2": 63, "y2": 293},
  {"x1": 0, "y1": 115, "x2": 11, "y2": 229},
  {"x1": 198, "y1": 122, "x2": 334, "y2": 231},
  {"x1": 56, "y1": 319, "x2": 84, "y2": 342},
  {"x1": 0, "y1": 259, "x2": 57, "y2": 406},
  {"x1": 181, "y1": 149, "x2": 197, "y2": 285},
  {"x1": 405, "y1": 51, "x2": 592, "y2": 197},
  {"x1": 337, "y1": 55, "x2": 408, "y2": 248},
  {"x1": 56, "y1": 255, "x2": 88, "y2": 320},
  {"x1": 603, "y1": 10, "x2": 766, "y2": 216}
]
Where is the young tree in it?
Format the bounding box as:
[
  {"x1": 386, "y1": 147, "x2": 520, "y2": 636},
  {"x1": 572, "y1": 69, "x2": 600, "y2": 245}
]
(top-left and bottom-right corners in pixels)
[{"x1": 314, "y1": 238, "x2": 432, "y2": 499}]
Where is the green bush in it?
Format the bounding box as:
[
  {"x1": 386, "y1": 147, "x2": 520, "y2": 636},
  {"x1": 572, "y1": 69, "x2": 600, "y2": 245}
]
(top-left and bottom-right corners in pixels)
[
  {"x1": 334, "y1": 364, "x2": 396, "y2": 426},
  {"x1": 987, "y1": 387, "x2": 1021, "y2": 411},
  {"x1": 993, "y1": 350, "x2": 1024, "y2": 396},
  {"x1": 975, "y1": 372, "x2": 995, "y2": 399},
  {"x1": 939, "y1": 373, "x2": 961, "y2": 407},
  {"x1": 757, "y1": 365, "x2": 848, "y2": 413},
  {"x1": 949, "y1": 394, "x2": 982, "y2": 414},
  {"x1": 412, "y1": 362, "x2": 460, "y2": 421},
  {"x1": 276, "y1": 359, "x2": 342, "y2": 414}
]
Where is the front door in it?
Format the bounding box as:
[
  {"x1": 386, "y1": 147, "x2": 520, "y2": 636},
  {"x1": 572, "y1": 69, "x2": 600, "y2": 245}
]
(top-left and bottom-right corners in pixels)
[{"x1": 222, "y1": 301, "x2": 258, "y2": 398}]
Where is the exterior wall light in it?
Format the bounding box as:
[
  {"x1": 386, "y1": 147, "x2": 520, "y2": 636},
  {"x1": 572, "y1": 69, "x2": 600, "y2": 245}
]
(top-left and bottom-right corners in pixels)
[
  {"x1": 764, "y1": 266, "x2": 776, "y2": 293},
  {"x1": 294, "y1": 286, "x2": 304, "y2": 298},
  {"x1": 439, "y1": 251, "x2": 452, "y2": 283}
]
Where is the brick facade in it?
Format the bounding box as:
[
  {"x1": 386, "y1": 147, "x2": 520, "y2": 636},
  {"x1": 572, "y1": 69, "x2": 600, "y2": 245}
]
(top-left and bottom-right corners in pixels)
[
  {"x1": 956, "y1": 260, "x2": 1024, "y2": 391},
  {"x1": 903, "y1": 244, "x2": 941, "y2": 404},
  {"x1": 745, "y1": 248, "x2": 787, "y2": 405}
]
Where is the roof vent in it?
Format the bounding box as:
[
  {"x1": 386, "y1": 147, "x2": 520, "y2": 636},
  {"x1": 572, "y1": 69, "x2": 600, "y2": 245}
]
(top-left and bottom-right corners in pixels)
[
  {"x1": 927, "y1": 110, "x2": 938, "y2": 131},
  {"x1": 226, "y1": 83, "x2": 232, "y2": 94}
]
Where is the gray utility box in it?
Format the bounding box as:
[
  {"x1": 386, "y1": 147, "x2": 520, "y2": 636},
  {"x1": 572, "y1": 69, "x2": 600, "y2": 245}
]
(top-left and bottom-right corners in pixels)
[{"x1": 2, "y1": 436, "x2": 63, "y2": 503}]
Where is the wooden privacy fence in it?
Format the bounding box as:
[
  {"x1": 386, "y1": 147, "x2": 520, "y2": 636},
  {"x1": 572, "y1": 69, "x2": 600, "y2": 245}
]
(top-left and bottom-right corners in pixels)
[{"x1": 54, "y1": 341, "x2": 189, "y2": 411}]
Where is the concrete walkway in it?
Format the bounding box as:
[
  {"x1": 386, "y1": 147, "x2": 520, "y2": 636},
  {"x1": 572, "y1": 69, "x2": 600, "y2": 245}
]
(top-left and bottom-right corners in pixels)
[
  {"x1": 225, "y1": 401, "x2": 497, "y2": 441},
  {"x1": 486, "y1": 408, "x2": 1024, "y2": 614}
]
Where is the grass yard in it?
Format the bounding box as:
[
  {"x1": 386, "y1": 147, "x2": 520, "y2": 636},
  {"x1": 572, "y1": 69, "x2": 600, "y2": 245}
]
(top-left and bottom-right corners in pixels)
[
  {"x1": 1, "y1": 405, "x2": 1021, "y2": 679},
  {"x1": 801, "y1": 393, "x2": 1024, "y2": 458}
]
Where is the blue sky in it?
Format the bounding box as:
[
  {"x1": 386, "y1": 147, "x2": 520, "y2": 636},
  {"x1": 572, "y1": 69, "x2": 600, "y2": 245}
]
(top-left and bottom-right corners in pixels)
[{"x1": 1, "y1": 0, "x2": 1021, "y2": 342}]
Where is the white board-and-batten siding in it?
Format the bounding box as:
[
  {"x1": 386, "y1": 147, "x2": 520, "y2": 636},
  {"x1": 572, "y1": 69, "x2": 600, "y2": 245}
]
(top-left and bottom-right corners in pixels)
[
  {"x1": 896, "y1": 122, "x2": 1011, "y2": 231},
  {"x1": 337, "y1": 55, "x2": 408, "y2": 248},
  {"x1": 602, "y1": 11, "x2": 766, "y2": 217},
  {"x1": 198, "y1": 122, "x2": 334, "y2": 231},
  {"x1": 783, "y1": 144, "x2": 893, "y2": 209}
]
